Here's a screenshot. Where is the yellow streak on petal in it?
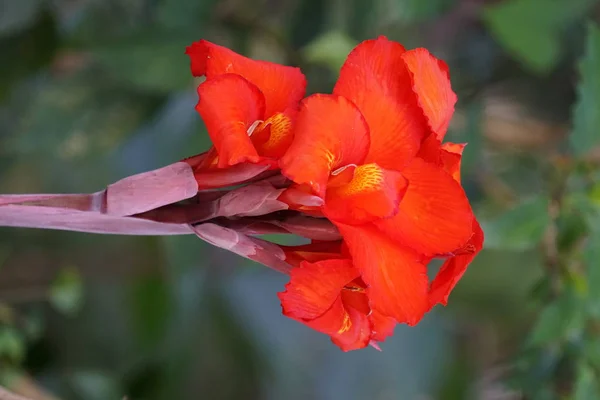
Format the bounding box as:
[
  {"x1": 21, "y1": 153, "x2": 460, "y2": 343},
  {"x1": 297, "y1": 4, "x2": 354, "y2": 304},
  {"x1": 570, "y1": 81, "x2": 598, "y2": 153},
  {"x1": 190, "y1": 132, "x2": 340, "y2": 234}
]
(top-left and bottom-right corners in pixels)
[
  {"x1": 336, "y1": 163, "x2": 384, "y2": 196},
  {"x1": 337, "y1": 312, "x2": 352, "y2": 334}
]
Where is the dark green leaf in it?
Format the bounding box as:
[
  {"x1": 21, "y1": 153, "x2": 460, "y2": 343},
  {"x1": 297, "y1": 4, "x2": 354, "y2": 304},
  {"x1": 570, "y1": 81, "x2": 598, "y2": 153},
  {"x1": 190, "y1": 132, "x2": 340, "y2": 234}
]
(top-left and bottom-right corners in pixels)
[
  {"x1": 0, "y1": 8, "x2": 58, "y2": 98},
  {"x1": 481, "y1": 196, "x2": 549, "y2": 251},
  {"x1": 483, "y1": 0, "x2": 594, "y2": 73},
  {"x1": 49, "y1": 267, "x2": 84, "y2": 316},
  {"x1": 570, "y1": 23, "x2": 600, "y2": 157}
]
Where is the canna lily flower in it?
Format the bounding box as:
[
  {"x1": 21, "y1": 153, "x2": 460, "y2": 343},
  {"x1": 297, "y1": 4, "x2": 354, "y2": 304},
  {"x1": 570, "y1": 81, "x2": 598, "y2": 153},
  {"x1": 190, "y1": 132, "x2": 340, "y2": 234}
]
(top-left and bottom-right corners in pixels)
[
  {"x1": 279, "y1": 37, "x2": 483, "y2": 332},
  {"x1": 186, "y1": 40, "x2": 306, "y2": 170},
  {"x1": 278, "y1": 242, "x2": 396, "y2": 351}
]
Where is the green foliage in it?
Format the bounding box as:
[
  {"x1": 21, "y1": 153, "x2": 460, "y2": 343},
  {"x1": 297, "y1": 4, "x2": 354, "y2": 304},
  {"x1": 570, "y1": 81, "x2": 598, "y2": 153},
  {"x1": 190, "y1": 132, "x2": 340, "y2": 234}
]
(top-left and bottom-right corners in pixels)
[
  {"x1": 0, "y1": 7, "x2": 58, "y2": 99},
  {"x1": 302, "y1": 31, "x2": 357, "y2": 73},
  {"x1": 396, "y1": 0, "x2": 452, "y2": 22},
  {"x1": 528, "y1": 290, "x2": 585, "y2": 346},
  {"x1": 574, "y1": 363, "x2": 600, "y2": 400},
  {"x1": 90, "y1": 34, "x2": 193, "y2": 93},
  {"x1": 49, "y1": 267, "x2": 84, "y2": 316},
  {"x1": 483, "y1": 0, "x2": 595, "y2": 73},
  {"x1": 129, "y1": 273, "x2": 172, "y2": 350},
  {"x1": 570, "y1": 24, "x2": 600, "y2": 157},
  {"x1": 0, "y1": 326, "x2": 25, "y2": 364},
  {"x1": 481, "y1": 196, "x2": 549, "y2": 251}
]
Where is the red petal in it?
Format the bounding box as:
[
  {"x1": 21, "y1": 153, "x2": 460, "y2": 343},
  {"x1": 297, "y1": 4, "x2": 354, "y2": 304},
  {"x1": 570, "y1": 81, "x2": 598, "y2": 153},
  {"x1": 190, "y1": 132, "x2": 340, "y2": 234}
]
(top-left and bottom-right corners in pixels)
[
  {"x1": 401, "y1": 48, "x2": 457, "y2": 141},
  {"x1": 375, "y1": 158, "x2": 474, "y2": 256},
  {"x1": 196, "y1": 74, "x2": 263, "y2": 167},
  {"x1": 186, "y1": 40, "x2": 306, "y2": 116},
  {"x1": 333, "y1": 37, "x2": 428, "y2": 170},
  {"x1": 369, "y1": 310, "x2": 396, "y2": 342},
  {"x1": 417, "y1": 134, "x2": 442, "y2": 166},
  {"x1": 279, "y1": 94, "x2": 370, "y2": 197},
  {"x1": 324, "y1": 163, "x2": 407, "y2": 224},
  {"x1": 297, "y1": 298, "x2": 370, "y2": 352},
  {"x1": 279, "y1": 259, "x2": 360, "y2": 320},
  {"x1": 340, "y1": 290, "x2": 370, "y2": 314},
  {"x1": 337, "y1": 223, "x2": 429, "y2": 325},
  {"x1": 251, "y1": 108, "x2": 296, "y2": 158},
  {"x1": 328, "y1": 305, "x2": 372, "y2": 352},
  {"x1": 282, "y1": 241, "x2": 344, "y2": 268},
  {"x1": 440, "y1": 142, "x2": 465, "y2": 183},
  {"x1": 429, "y1": 219, "x2": 484, "y2": 308}
]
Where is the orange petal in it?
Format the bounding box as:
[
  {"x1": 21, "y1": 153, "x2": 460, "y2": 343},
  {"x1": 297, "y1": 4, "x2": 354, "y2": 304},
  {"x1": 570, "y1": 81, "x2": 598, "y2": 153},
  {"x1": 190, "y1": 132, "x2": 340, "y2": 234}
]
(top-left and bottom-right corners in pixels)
[
  {"x1": 196, "y1": 74, "x2": 263, "y2": 167},
  {"x1": 375, "y1": 158, "x2": 474, "y2": 256},
  {"x1": 429, "y1": 219, "x2": 484, "y2": 309},
  {"x1": 279, "y1": 259, "x2": 360, "y2": 320},
  {"x1": 279, "y1": 94, "x2": 370, "y2": 197},
  {"x1": 186, "y1": 40, "x2": 306, "y2": 116},
  {"x1": 401, "y1": 48, "x2": 457, "y2": 141},
  {"x1": 337, "y1": 223, "x2": 429, "y2": 325},
  {"x1": 333, "y1": 36, "x2": 428, "y2": 170},
  {"x1": 324, "y1": 163, "x2": 408, "y2": 224},
  {"x1": 251, "y1": 108, "x2": 296, "y2": 158},
  {"x1": 440, "y1": 142, "x2": 465, "y2": 183}
]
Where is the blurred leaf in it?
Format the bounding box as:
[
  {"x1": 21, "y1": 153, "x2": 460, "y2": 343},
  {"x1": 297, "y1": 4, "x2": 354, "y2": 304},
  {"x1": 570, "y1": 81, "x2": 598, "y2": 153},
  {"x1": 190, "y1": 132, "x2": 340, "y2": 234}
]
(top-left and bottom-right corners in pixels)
[
  {"x1": 0, "y1": 0, "x2": 41, "y2": 36},
  {"x1": 481, "y1": 196, "x2": 549, "y2": 250},
  {"x1": 156, "y1": 0, "x2": 217, "y2": 31},
  {"x1": 585, "y1": 226, "x2": 600, "y2": 317},
  {"x1": 0, "y1": 326, "x2": 25, "y2": 364},
  {"x1": 348, "y1": 0, "x2": 373, "y2": 38},
  {"x1": 22, "y1": 309, "x2": 44, "y2": 341},
  {"x1": 0, "y1": 8, "x2": 58, "y2": 98},
  {"x1": 290, "y1": 0, "x2": 326, "y2": 48},
  {"x1": 69, "y1": 371, "x2": 122, "y2": 400},
  {"x1": 510, "y1": 347, "x2": 561, "y2": 396},
  {"x1": 583, "y1": 337, "x2": 600, "y2": 371},
  {"x1": 483, "y1": 0, "x2": 594, "y2": 73},
  {"x1": 129, "y1": 273, "x2": 172, "y2": 350},
  {"x1": 49, "y1": 267, "x2": 84, "y2": 317},
  {"x1": 6, "y1": 73, "x2": 156, "y2": 163},
  {"x1": 302, "y1": 31, "x2": 356, "y2": 73},
  {"x1": 396, "y1": 0, "x2": 452, "y2": 22},
  {"x1": 90, "y1": 34, "x2": 192, "y2": 93},
  {"x1": 557, "y1": 209, "x2": 588, "y2": 252},
  {"x1": 570, "y1": 23, "x2": 600, "y2": 157},
  {"x1": 457, "y1": 102, "x2": 483, "y2": 177},
  {"x1": 574, "y1": 363, "x2": 600, "y2": 400},
  {"x1": 528, "y1": 291, "x2": 585, "y2": 346}
]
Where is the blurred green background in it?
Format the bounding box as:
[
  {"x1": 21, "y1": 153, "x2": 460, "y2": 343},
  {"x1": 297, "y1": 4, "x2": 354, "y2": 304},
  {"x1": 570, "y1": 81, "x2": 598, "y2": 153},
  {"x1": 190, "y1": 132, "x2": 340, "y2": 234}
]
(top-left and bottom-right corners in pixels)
[{"x1": 1, "y1": 0, "x2": 600, "y2": 399}]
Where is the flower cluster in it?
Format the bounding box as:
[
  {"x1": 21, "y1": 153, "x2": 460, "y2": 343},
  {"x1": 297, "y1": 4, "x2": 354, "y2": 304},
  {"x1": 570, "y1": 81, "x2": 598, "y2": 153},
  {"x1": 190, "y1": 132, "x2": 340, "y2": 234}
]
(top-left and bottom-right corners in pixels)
[{"x1": 185, "y1": 37, "x2": 483, "y2": 351}]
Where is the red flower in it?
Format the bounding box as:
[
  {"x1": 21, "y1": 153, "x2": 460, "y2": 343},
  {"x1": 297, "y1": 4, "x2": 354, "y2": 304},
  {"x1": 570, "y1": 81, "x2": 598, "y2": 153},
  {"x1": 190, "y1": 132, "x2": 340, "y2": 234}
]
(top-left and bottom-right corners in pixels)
[
  {"x1": 185, "y1": 40, "x2": 307, "y2": 169},
  {"x1": 278, "y1": 37, "x2": 483, "y2": 338},
  {"x1": 278, "y1": 243, "x2": 396, "y2": 351}
]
